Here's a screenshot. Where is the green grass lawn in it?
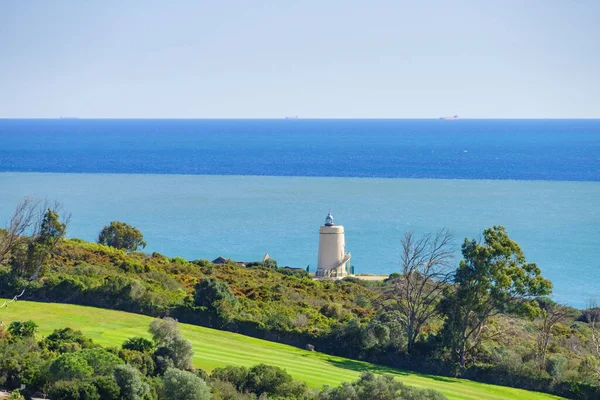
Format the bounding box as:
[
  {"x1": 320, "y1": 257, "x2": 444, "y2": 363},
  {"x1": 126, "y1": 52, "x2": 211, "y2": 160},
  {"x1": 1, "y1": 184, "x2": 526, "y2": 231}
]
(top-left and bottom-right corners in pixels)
[{"x1": 0, "y1": 300, "x2": 563, "y2": 400}]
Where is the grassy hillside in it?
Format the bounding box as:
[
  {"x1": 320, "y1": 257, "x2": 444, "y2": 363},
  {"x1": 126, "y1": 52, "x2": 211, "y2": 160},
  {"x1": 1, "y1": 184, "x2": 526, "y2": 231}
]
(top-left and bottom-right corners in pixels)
[{"x1": 0, "y1": 300, "x2": 563, "y2": 400}]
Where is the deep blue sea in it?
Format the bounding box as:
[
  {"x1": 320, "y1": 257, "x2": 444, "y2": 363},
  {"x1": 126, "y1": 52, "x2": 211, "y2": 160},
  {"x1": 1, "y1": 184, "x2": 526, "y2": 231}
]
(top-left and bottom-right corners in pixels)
[
  {"x1": 0, "y1": 119, "x2": 599, "y2": 307},
  {"x1": 1, "y1": 119, "x2": 599, "y2": 180}
]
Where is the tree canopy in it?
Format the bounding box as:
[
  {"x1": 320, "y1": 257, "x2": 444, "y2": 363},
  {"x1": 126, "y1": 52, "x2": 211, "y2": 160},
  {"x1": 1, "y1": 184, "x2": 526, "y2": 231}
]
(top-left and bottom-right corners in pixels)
[
  {"x1": 163, "y1": 368, "x2": 211, "y2": 400},
  {"x1": 98, "y1": 221, "x2": 146, "y2": 252},
  {"x1": 149, "y1": 318, "x2": 194, "y2": 372},
  {"x1": 114, "y1": 364, "x2": 147, "y2": 400},
  {"x1": 441, "y1": 226, "x2": 553, "y2": 366}
]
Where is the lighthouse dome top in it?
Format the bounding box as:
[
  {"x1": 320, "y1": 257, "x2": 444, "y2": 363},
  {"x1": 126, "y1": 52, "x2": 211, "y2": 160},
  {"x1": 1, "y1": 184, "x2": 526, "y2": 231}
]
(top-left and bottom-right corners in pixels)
[{"x1": 324, "y1": 212, "x2": 335, "y2": 226}]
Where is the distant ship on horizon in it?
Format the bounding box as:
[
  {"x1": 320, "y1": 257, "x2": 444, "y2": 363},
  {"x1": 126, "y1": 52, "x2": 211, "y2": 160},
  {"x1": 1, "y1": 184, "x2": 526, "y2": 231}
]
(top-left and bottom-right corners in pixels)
[
  {"x1": 439, "y1": 115, "x2": 459, "y2": 120},
  {"x1": 285, "y1": 115, "x2": 299, "y2": 119}
]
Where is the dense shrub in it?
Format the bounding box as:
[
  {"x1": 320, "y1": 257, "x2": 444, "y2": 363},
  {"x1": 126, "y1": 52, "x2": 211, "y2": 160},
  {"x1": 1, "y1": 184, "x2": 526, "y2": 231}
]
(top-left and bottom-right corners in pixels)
[
  {"x1": 212, "y1": 364, "x2": 307, "y2": 398},
  {"x1": 211, "y1": 365, "x2": 249, "y2": 391},
  {"x1": 7, "y1": 320, "x2": 38, "y2": 338},
  {"x1": 7, "y1": 390, "x2": 25, "y2": 400},
  {"x1": 41, "y1": 327, "x2": 95, "y2": 353},
  {"x1": 245, "y1": 364, "x2": 307, "y2": 398},
  {"x1": 48, "y1": 380, "x2": 100, "y2": 400},
  {"x1": 194, "y1": 277, "x2": 237, "y2": 309},
  {"x1": 122, "y1": 336, "x2": 155, "y2": 353},
  {"x1": 320, "y1": 303, "x2": 347, "y2": 320},
  {"x1": 210, "y1": 379, "x2": 256, "y2": 400},
  {"x1": 118, "y1": 348, "x2": 156, "y2": 376},
  {"x1": 319, "y1": 372, "x2": 447, "y2": 400},
  {"x1": 191, "y1": 259, "x2": 212, "y2": 268},
  {"x1": 547, "y1": 356, "x2": 568, "y2": 380},
  {"x1": 0, "y1": 338, "x2": 45, "y2": 389}
]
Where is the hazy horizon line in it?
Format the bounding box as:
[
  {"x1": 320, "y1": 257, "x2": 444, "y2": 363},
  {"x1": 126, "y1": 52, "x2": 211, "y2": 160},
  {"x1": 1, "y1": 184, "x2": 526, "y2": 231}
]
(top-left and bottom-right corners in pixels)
[{"x1": 2, "y1": 117, "x2": 600, "y2": 120}]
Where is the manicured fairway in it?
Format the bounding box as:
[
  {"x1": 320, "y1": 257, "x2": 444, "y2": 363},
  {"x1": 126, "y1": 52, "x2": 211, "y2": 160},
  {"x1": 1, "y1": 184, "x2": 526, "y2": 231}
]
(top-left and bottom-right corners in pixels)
[{"x1": 0, "y1": 300, "x2": 563, "y2": 400}]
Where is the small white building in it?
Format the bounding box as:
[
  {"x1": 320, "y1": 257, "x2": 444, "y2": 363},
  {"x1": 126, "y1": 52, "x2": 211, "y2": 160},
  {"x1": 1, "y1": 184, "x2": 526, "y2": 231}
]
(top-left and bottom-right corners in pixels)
[{"x1": 316, "y1": 212, "x2": 352, "y2": 278}]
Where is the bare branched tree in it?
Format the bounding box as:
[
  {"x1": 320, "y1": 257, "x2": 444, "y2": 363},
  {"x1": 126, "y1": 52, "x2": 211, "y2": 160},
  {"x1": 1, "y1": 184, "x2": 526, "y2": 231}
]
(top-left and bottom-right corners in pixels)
[
  {"x1": 536, "y1": 298, "x2": 568, "y2": 371},
  {"x1": 380, "y1": 228, "x2": 454, "y2": 353},
  {"x1": 0, "y1": 198, "x2": 41, "y2": 265}
]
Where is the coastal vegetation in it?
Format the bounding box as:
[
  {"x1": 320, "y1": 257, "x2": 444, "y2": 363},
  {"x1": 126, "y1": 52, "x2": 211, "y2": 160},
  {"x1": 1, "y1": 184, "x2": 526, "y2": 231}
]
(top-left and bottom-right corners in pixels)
[
  {"x1": 1, "y1": 201, "x2": 599, "y2": 398},
  {"x1": 0, "y1": 301, "x2": 562, "y2": 400},
  {"x1": 0, "y1": 312, "x2": 456, "y2": 399}
]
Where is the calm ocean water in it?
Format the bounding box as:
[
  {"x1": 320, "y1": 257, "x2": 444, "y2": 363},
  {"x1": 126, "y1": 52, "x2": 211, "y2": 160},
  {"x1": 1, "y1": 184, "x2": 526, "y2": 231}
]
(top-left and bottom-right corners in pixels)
[
  {"x1": 1, "y1": 119, "x2": 599, "y2": 180},
  {"x1": 0, "y1": 119, "x2": 599, "y2": 307}
]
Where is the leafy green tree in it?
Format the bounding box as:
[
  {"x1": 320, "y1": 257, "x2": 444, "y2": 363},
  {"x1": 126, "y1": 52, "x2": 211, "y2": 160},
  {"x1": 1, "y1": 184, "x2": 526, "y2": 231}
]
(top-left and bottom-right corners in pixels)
[
  {"x1": 98, "y1": 221, "x2": 146, "y2": 252},
  {"x1": 152, "y1": 336, "x2": 194, "y2": 373},
  {"x1": 244, "y1": 364, "x2": 307, "y2": 398},
  {"x1": 149, "y1": 318, "x2": 180, "y2": 346},
  {"x1": 114, "y1": 364, "x2": 147, "y2": 400},
  {"x1": 91, "y1": 376, "x2": 121, "y2": 400},
  {"x1": 39, "y1": 208, "x2": 68, "y2": 245},
  {"x1": 163, "y1": 368, "x2": 211, "y2": 400},
  {"x1": 7, "y1": 320, "x2": 38, "y2": 338},
  {"x1": 79, "y1": 348, "x2": 123, "y2": 376},
  {"x1": 194, "y1": 277, "x2": 238, "y2": 322},
  {"x1": 122, "y1": 336, "x2": 155, "y2": 353},
  {"x1": 441, "y1": 226, "x2": 552, "y2": 367},
  {"x1": 48, "y1": 353, "x2": 94, "y2": 382},
  {"x1": 149, "y1": 318, "x2": 194, "y2": 372}
]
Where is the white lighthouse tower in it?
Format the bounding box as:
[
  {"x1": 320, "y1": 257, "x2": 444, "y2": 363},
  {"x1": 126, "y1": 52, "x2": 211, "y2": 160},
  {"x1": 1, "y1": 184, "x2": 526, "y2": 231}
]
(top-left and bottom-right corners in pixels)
[{"x1": 316, "y1": 212, "x2": 351, "y2": 278}]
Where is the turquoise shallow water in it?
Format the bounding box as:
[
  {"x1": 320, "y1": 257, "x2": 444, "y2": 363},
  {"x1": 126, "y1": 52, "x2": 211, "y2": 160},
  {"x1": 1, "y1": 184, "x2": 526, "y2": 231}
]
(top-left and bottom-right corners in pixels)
[{"x1": 0, "y1": 172, "x2": 598, "y2": 308}]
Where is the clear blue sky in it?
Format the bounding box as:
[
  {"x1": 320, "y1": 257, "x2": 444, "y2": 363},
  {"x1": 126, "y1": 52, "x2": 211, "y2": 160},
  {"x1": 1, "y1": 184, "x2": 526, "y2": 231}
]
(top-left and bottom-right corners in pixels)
[{"x1": 1, "y1": 0, "x2": 599, "y2": 118}]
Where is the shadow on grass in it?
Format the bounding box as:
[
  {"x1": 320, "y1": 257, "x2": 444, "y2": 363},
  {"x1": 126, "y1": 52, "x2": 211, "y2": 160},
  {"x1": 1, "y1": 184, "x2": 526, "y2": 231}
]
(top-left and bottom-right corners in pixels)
[{"x1": 326, "y1": 359, "x2": 458, "y2": 384}]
